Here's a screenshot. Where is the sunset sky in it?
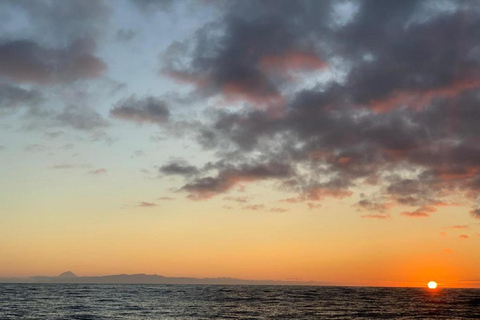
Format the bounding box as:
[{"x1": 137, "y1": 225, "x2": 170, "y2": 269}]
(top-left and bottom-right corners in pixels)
[{"x1": 1, "y1": 0, "x2": 480, "y2": 288}]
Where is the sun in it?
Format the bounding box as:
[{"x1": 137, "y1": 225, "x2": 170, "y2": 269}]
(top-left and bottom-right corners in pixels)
[{"x1": 427, "y1": 281, "x2": 438, "y2": 289}]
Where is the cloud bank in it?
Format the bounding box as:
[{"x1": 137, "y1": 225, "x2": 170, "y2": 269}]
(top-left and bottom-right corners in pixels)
[{"x1": 157, "y1": 0, "x2": 480, "y2": 217}]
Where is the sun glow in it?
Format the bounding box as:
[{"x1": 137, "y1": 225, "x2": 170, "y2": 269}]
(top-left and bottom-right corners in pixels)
[{"x1": 427, "y1": 281, "x2": 438, "y2": 289}]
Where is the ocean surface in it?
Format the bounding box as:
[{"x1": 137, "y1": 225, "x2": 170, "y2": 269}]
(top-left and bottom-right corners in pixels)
[{"x1": 1, "y1": 284, "x2": 479, "y2": 319}]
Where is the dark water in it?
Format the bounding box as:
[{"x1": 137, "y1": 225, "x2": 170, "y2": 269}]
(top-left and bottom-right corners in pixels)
[{"x1": 1, "y1": 284, "x2": 479, "y2": 319}]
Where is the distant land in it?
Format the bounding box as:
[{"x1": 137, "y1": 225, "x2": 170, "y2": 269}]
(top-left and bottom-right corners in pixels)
[{"x1": 0, "y1": 271, "x2": 324, "y2": 286}]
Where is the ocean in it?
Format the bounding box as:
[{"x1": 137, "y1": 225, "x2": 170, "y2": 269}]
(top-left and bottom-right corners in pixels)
[{"x1": 1, "y1": 284, "x2": 479, "y2": 319}]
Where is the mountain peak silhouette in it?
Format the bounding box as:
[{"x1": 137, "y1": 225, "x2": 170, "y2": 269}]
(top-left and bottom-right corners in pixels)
[{"x1": 58, "y1": 271, "x2": 77, "y2": 278}]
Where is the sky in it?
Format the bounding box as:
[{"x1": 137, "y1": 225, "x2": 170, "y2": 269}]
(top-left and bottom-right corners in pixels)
[{"x1": 1, "y1": 0, "x2": 480, "y2": 288}]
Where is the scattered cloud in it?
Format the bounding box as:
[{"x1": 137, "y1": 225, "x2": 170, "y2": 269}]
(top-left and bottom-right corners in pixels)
[
  {"x1": 448, "y1": 225, "x2": 469, "y2": 230},
  {"x1": 159, "y1": 161, "x2": 199, "y2": 176},
  {"x1": 180, "y1": 162, "x2": 292, "y2": 200},
  {"x1": 307, "y1": 203, "x2": 322, "y2": 210},
  {"x1": 88, "y1": 168, "x2": 107, "y2": 175},
  {"x1": 44, "y1": 131, "x2": 65, "y2": 139},
  {"x1": 361, "y1": 214, "x2": 390, "y2": 220},
  {"x1": 111, "y1": 95, "x2": 170, "y2": 125},
  {"x1": 401, "y1": 206, "x2": 437, "y2": 218},
  {"x1": 51, "y1": 163, "x2": 90, "y2": 169},
  {"x1": 223, "y1": 196, "x2": 250, "y2": 203},
  {"x1": 242, "y1": 204, "x2": 265, "y2": 211},
  {"x1": 138, "y1": 202, "x2": 157, "y2": 207},
  {"x1": 157, "y1": 196, "x2": 173, "y2": 201}
]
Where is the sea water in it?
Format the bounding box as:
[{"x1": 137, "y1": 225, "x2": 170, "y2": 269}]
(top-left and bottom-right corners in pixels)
[{"x1": 1, "y1": 284, "x2": 479, "y2": 319}]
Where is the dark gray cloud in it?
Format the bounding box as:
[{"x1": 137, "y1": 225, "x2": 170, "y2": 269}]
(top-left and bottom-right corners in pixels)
[
  {"x1": 471, "y1": 208, "x2": 480, "y2": 220},
  {"x1": 357, "y1": 199, "x2": 393, "y2": 214},
  {"x1": 0, "y1": 39, "x2": 107, "y2": 85},
  {"x1": 111, "y1": 95, "x2": 170, "y2": 125},
  {"x1": 161, "y1": 1, "x2": 331, "y2": 108},
  {"x1": 180, "y1": 161, "x2": 292, "y2": 200},
  {"x1": 160, "y1": 161, "x2": 199, "y2": 176},
  {"x1": 158, "y1": 0, "x2": 480, "y2": 218},
  {"x1": 0, "y1": 85, "x2": 42, "y2": 110}
]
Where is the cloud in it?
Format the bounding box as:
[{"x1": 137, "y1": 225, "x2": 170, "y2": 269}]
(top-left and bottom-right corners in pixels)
[
  {"x1": 357, "y1": 199, "x2": 394, "y2": 213},
  {"x1": 138, "y1": 202, "x2": 158, "y2": 207},
  {"x1": 305, "y1": 187, "x2": 353, "y2": 201},
  {"x1": 361, "y1": 214, "x2": 390, "y2": 220},
  {"x1": 181, "y1": 162, "x2": 292, "y2": 200},
  {"x1": 448, "y1": 225, "x2": 468, "y2": 229},
  {"x1": 471, "y1": 208, "x2": 480, "y2": 220},
  {"x1": 159, "y1": 161, "x2": 199, "y2": 176},
  {"x1": 260, "y1": 51, "x2": 327, "y2": 72},
  {"x1": 161, "y1": 1, "x2": 332, "y2": 110},
  {"x1": 116, "y1": 29, "x2": 136, "y2": 41},
  {"x1": 307, "y1": 203, "x2": 322, "y2": 210},
  {"x1": 281, "y1": 198, "x2": 303, "y2": 204},
  {"x1": 51, "y1": 163, "x2": 90, "y2": 170},
  {"x1": 242, "y1": 204, "x2": 264, "y2": 211},
  {"x1": 1, "y1": 0, "x2": 111, "y2": 44},
  {"x1": 130, "y1": 0, "x2": 175, "y2": 12},
  {"x1": 223, "y1": 196, "x2": 249, "y2": 203},
  {"x1": 153, "y1": 0, "x2": 480, "y2": 219},
  {"x1": 401, "y1": 206, "x2": 437, "y2": 218},
  {"x1": 0, "y1": 85, "x2": 42, "y2": 111},
  {"x1": 0, "y1": 39, "x2": 107, "y2": 84},
  {"x1": 110, "y1": 95, "x2": 170, "y2": 125},
  {"x1": 44, "y1": 131, "x2": 65, "y2": 139},
  {"x1": 157, "y1": 196, "x2": 173, "y2": 201},
  {"x1": 459, "y1": 234, "x2": 469, "y2": 239},
  {"x1": 55, "y1": 105, "x2": 109, "y2": 131},
  {"x1": 89, "y1": 168, "x2": 107, "y2": 175},
  {"x1": 132, "y1": 150, "x2": 145, "y2": 158}
]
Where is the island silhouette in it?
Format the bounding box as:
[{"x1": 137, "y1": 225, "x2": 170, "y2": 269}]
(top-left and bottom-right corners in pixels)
[{"x1": 0, "y1": 272, "x2": 324, "y2": 286}]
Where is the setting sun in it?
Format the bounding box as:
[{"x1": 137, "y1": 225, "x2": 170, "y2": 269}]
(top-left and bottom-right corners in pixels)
[{"x1": 428, "y1": 281, "x2": 438, "y2": 289}]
